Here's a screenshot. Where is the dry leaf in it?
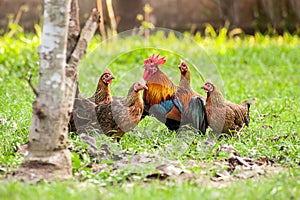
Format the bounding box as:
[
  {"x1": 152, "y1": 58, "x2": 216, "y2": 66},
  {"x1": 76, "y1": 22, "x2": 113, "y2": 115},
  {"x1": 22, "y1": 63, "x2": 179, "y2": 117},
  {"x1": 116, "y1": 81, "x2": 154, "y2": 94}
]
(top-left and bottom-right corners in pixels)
[
  {"x1": 145, "y1": 172, "x2": 169, "y2": 181},
  {"x1": 218, "y1": 144, "x2": 240, "y2": 156},
  {"x1": 16, "y1": 142, "x2": 29, "y2": 155},
  {"x1": 261, "y1": 124, "x2": 273, "y2": 129},
  {"x1": 156, "y1": 164, "x2": 184, "y2": 176},
  {"x1": 216, "y1": 170, "x2": 230, "y2": 178},
  {"x1": 228, "y1": 155, "x2": 250, "y2": 167}
]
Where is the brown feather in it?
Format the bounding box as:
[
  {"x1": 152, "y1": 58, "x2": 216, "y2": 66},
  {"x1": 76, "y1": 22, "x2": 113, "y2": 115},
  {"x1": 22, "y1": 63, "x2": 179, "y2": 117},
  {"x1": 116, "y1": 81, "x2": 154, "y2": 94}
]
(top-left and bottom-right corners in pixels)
[
  {"x1": 95, "y1": 82, "x2": 145, "y2": 141},
  {"x1": 69, "y1": 71, "x2": 114, "y2": 133},
  {"x1": 142, "y1": 54, "x2": 207, "y2": 131},
  {"x1": 89, "y1": 72, "x2": 114, "y2": 104},
  {"x1": 144, "y1": 69, "x2": 178, "y2": 106},
  {"x1": 203, "y1": 81, "x2": 250, "y2": 134},
  {"x1": 178, "y1": 61, "x2": 192, "y2": 91},
  {"x1": 72, "y1": 97, "x2": 100, "y2": 134}
]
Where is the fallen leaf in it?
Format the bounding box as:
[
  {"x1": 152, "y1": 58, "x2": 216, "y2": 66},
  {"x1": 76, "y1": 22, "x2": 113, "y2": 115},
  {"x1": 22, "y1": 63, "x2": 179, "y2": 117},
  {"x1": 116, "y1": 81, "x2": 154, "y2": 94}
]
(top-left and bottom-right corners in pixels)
[
  {"x1": 260, "y1": 113, "x2": 268, "y2": 118},
  {"x1": 218, "y1": 144, "x2": 240, "y2": 156},
  {"x1": 145, "y1": 172, "x2": 169, "y2": 181},
  {"x1": 228, "y1": 155, "x2": 250, "y2": 167},
  {"x1": 259, "y1": 156, "x2": 268, "y2": 164},
  {"x1": 233, "y1": 170, "x2": 258, "y2": 179},
  {"x1": 156, "y1": 164, "x2": 184, "y2": 176},
  {"x1": 16, "y1": 142, "x2": 29, "y2": 155},
  {"x1": 261, "y1": 124, "x2": 273, "y2": 129},
  {"x1": 271, "y1": 134, "x2": 289, "y2": 141},
  {"x1": 211, "y1": 170, "x2": 232, "y2": 182},
  {"x1": 130, "y1": 153, "x2": 154, "y2": 164},
  {"x1": 272, "y1": 135, "x2": 280, "y2": 141},
  {"x1": 279, "y1": 146, "x2": 286, "y2": 151},
  {"x1": 215, "y1": 170, "x2": 230, "y2": 178},
  {"x1": 233, "y1": 164, "x2": 265, "y2": 179}
]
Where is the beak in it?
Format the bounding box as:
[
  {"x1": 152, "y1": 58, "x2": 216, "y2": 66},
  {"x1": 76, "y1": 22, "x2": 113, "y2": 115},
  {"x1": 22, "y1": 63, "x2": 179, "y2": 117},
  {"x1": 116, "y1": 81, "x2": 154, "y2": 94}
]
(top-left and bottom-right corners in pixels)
[
  {"x1": 201, "y1": 86, "x2": 204, "y2": 89},
  {"x1": 111, "y1": 75, "x2": 115, "y2": 79},
  {"x1": 142, "y1": 65, "x2": 146, "y2": 69},
  {"x1": 143, "y1": 85, "x2": 148, "y2": 90}
]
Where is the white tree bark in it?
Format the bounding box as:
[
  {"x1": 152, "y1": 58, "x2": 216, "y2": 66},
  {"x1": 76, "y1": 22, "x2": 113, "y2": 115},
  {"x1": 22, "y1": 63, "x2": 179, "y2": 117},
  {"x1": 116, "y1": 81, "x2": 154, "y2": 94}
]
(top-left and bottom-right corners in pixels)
[{"x1": 18, "y1": 0, "x2": 73, "y2": 181}]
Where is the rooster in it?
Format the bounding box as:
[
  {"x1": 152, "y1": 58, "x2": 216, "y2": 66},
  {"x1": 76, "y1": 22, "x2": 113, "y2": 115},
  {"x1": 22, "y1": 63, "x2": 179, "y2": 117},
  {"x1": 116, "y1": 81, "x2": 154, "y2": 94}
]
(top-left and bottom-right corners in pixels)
[
  {"x1": 201, "y1": 81, "x2": 250, "y2": 134},
  {"x1": 95, "y1": 81, "x2": 147, "y2": 141},
  {"x1": 142, "y1": 54, "x2": 207, "y2": 133}
]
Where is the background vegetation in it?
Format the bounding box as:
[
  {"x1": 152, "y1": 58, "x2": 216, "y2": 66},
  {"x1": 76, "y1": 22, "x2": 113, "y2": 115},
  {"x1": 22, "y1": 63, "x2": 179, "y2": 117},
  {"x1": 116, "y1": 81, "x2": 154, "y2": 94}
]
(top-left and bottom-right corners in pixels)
[{"x1": 0, "y1": 26, "x2": 299, "y2": 199}]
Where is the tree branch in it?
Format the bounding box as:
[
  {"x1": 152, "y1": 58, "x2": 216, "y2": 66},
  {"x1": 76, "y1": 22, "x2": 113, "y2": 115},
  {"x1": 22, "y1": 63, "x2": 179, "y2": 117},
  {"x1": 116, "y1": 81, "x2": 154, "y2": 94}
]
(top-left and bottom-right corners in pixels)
[
  {"x1": 66, "y1": 8, "x2": 99, "y2": 133},
  {"x1": 65, "y1": 7, "x2": 99, "y2": 102},
  {"x1": 66, "y1": 0, "x2": 81, "y2": 62},
  {"x1": 106, "y1": 0, "x2": 117, "y2": 37},
  {"x1": 26, "y1": 74, "x2": 39, "y2": 96},
  {"x1": 66, "y1": 8, "x2": 100, "y2": 80},
  {"x1": 96, "y1": 0, "x2": 106, "y2": 40}
]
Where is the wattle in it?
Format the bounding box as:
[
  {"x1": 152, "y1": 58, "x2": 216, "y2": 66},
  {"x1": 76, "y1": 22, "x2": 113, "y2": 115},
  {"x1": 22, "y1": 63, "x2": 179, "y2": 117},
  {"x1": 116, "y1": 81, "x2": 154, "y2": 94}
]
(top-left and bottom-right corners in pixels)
[{"x1": 143, "y1": 71, "x2": 149, "y2": 81}]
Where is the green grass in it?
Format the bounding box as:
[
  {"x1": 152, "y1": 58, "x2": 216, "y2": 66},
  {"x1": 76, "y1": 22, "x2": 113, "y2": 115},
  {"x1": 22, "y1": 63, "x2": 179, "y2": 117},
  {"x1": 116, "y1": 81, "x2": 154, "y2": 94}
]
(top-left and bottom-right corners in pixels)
[
  {"x1": 0, "y1": 170, "x2": 299, "y2": 200},
  {"x1": 0, "y1": 28, "x2": 300, "y2": 199}
]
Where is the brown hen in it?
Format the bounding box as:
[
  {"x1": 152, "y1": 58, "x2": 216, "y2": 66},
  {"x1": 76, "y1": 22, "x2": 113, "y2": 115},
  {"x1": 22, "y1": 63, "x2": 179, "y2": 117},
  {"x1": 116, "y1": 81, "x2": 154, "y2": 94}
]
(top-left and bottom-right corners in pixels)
[
  {"x1": 69, "y1": 69, "x2": 115, "y2": 133},
  {"x1": 178, "y1": 61, "x2": 206, "y2": 100},
  {"x1": 201, "y1": 81, "x2": 250, "y2": 135},
  {"x1": 89, "y1": 68, "x2": 115, "y2": 104},
  {"x1": 95, "y1": 81, "x2": 147, "y2": 141},
  {"x1": 178, "y1": 61, "x2": 192, "y2": 90}
]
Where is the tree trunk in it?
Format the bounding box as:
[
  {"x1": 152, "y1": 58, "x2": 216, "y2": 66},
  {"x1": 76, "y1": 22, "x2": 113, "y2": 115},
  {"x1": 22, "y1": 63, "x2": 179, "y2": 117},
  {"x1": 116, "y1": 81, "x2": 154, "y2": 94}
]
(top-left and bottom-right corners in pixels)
[
  {"x1": 15, "y1": 0, "x2": 100, "y2": 181},
  {"x1": 106, "y1": 0, "x2": 117, "y2": 37},
  {"x1": 96, "y1": 0, "x2": 107, "y2": 40},
  {"x1": 17, "y1": 0, "x2": 73, "y2": 181}
]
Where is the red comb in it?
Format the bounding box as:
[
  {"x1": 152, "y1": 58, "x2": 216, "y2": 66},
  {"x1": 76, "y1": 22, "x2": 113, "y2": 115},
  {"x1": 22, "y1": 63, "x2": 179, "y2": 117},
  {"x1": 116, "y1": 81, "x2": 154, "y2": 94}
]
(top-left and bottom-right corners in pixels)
[
  {"x1": 105, "y1": 68, "x2": 113, "y2": 75},
  {"x1": 144, "y1": 54, "x2": 166, "y2": 66}
]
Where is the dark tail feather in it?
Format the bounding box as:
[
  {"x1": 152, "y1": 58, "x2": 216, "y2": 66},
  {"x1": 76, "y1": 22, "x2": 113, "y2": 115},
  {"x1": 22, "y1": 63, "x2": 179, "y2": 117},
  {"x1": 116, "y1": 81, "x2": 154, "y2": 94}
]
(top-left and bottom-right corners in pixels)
[
  {"x1": 241, "y1": 100, "x2": 251, "y2": 111},
  {"x1": 241, "y1": 100, "x2": 251, "y2": 126},
  {"x1": 185, "y1": 97, "x2": 207, "y2": 134},
  {"x1": 148, "y1": 104, "x2": 168, "y2": 124},
  {"x1": 141, "y1": 102, "x2": 150, "y2": 119}
]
